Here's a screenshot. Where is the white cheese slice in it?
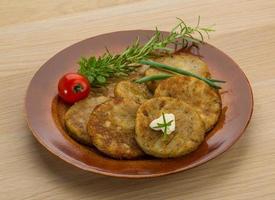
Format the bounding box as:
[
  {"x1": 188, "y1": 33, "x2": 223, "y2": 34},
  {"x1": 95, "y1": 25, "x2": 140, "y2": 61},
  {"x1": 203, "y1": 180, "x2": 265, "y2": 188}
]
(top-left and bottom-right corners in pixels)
[{"x1": 149, "y1": 113, "x2": 175, "y2": 135}]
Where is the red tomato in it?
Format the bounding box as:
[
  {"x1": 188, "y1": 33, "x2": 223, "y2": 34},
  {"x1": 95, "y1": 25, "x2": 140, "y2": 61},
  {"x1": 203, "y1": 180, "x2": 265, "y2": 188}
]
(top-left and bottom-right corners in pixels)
[{"x1": 58, "y1": 73, "x2": 90, "y2": 104}]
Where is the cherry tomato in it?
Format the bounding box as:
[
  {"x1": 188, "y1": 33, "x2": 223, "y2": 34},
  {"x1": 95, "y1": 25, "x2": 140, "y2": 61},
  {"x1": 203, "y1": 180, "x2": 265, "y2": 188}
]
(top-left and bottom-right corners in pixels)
[{"x1": 58, "y1": 73, "x2": 90, "y2": 104}]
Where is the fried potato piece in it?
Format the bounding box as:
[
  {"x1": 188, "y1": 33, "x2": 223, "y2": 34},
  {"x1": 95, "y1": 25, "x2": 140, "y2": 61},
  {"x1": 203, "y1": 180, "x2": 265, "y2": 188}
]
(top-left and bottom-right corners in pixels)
[
  {"x1": 64, "y1": 95, "x2": 109, "y2": 145},
  {"x1": 114, "y1": 80, "x2": 152, "y2": 104},
  {"x1": 135, "y1": 97, "x2": 205, "y2": 158},
  {"x1": 154, "y1": 76, "x2": 221, "y2": 131},
  {"x1": 145, "y1": 53, "x2": 211, "y2": 91},
  {"x1": 87, "y1": 98, "x2": 144, "y2": 159}
]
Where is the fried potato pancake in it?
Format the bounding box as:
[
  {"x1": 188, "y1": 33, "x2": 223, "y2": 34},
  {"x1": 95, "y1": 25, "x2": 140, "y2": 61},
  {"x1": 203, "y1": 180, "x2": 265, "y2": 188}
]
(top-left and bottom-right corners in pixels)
[
  {"x1": 65, "y1": 95, "x2": 109, "y2": 145},
  {"x1": 135, "y1": 97, "x2": 205, "y2": 158},
  {"x1": 145, "y1": 53, "x2": 210, "y2": 91},
  {"x1": 87, "y1": 98, "x2": 144, "y2": 159},
  {"x1": 154, "y1": 76, "x2": 221, "y2": 131},
  {"x1": 114, "y1": 80, "x2": 152, "y2": 104}
]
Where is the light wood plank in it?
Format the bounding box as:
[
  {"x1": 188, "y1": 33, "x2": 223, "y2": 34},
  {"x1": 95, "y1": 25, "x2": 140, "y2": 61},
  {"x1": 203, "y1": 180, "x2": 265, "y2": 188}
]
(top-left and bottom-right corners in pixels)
[
  {"x1": 0, "y1": 0, "x2": 275, "y2": 199},
  {"x1": 0, "y1": 0, "x2": 142, "y2": 27}
]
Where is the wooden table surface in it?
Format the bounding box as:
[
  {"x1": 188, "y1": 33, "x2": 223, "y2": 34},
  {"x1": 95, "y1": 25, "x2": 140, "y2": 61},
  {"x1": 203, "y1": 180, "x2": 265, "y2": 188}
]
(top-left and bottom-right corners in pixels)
[{"x1": 1, "y1": 0, "x2": 275, "y2": 199}]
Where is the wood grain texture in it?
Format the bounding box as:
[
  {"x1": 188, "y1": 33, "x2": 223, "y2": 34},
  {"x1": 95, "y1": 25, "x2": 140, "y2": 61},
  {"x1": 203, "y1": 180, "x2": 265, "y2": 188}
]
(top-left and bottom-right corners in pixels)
[
  {"x1": 0, "y1": 0, "x2": 274, "y2": 199},
  {"x1": 0, "y1": 0, "x2": 142, "y2": 27}
]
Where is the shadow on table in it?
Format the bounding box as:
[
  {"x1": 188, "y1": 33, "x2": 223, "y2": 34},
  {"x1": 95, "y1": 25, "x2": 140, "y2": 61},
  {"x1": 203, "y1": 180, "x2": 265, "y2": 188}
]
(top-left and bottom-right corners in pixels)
[{"x1": 27, "y1": 122, "x2": 253, "y2": 199}]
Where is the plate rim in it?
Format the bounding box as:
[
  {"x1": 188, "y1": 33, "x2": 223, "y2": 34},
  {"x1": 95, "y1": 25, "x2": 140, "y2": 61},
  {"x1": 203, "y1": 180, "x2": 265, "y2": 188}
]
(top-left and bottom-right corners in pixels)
[{"x1": 25, "y1": 29, "x2": 254, "y2": 178}]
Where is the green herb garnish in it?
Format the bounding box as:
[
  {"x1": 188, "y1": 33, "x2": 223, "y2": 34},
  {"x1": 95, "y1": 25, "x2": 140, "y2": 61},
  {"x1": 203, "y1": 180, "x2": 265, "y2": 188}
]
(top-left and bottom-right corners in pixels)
[
  {"x1": 138, "y1": 60, "x2": 224, "y2": 89},
  {"x1": 78, "y1": 17, "x2": 218, "y2": 87},
  {"x1": 135, "y1": 74, "x2": 173, "y2": 83},
  {"x1": 153, "y1": 113, "x2": 174, "y2": 138}
]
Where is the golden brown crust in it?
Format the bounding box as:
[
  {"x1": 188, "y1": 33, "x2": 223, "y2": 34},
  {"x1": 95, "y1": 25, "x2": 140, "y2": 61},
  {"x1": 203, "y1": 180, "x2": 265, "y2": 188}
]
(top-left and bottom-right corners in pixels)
[
  {"x1": 145, "y1": 53, "x2": 211, "y2": 91},
  {"x1": 64, "y1": 95, "x2": 109, "y2": 145},
  {"x1": 135, "y1": 97, "x2": 205, "y2": 158},
  {"x1": 87, "y1": 97, "x2": 144, "y2": 159},
  {"x1": 154, "y1": 76, "x2": 222, "y2": 131},
  {"x1": 114, "y1": 81, "x2": 152, "y2": 104}
]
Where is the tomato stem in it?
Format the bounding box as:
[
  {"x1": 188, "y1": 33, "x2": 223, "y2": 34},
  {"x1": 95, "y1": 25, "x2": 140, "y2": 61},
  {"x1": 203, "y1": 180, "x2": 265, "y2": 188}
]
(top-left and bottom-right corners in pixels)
[{"x1": 73, "y1": 84, "x2": 83, "y2": 93}]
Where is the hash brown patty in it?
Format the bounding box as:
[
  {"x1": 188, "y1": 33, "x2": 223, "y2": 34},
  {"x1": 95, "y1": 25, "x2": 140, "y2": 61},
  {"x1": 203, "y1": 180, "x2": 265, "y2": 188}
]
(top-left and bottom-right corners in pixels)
[
  {"x1": 145, "y1": 53, "x2": 210, "y2": 91},
  {"x1": 114, "y1": 80, "x2": 152, "y2": 104},
  {"x1": 135, "y1": 97, "x2": 205, "y2": 158},
  {"x1": 87, "y1": 98, "x2": 144, "y2": 159},
  {"x1": 64, "y1": 95, "x2": 109, "y2": 145},
  {"x1": 154, "y1": 76, "x2": 222, "y2": 131}
]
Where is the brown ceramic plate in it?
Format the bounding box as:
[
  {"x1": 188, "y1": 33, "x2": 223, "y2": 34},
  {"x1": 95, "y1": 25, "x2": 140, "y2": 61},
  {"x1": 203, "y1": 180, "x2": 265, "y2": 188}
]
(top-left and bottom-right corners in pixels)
[{"x1": 26, "y1": 30, "x2": 253, "y2": 178}]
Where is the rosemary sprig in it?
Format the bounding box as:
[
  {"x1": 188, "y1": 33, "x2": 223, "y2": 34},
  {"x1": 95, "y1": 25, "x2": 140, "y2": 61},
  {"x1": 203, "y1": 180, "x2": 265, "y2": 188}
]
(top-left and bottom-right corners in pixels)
[{"x1": 78, "y1": 17, "x2": 215, "y2": 86}]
